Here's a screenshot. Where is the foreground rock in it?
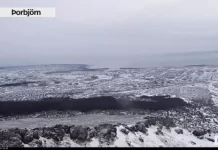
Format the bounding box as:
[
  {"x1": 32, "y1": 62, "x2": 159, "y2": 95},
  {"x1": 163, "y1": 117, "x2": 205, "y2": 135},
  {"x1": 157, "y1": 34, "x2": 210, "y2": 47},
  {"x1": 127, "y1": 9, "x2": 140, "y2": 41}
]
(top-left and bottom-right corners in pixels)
[
  {"x1": 192, "y1": 129, "x2": 207, "y2": 137},
  {"x1": 70, "y1": 125, "x2": 88, "y2": 141},
  {"x1": 175, "y1": 128, "x2": 183, "y2": 134}
]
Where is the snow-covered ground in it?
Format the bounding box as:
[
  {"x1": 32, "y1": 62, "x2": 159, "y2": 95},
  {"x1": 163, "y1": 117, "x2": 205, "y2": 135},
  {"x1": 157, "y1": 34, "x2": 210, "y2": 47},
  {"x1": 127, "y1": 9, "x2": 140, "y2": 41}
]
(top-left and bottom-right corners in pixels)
[{"x1": 0, "y1": 65, "x2": 218, "y2": 106}]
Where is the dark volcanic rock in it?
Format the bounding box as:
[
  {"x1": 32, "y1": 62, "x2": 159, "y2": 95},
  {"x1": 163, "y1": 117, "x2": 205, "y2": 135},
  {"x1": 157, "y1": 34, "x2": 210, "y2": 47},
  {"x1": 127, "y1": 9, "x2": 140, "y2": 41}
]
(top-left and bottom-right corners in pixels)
[
  {"x1": 206, "y1": 138, "x2": 215, "y2": 142},
  {"x1": 190, "y1": 141, "x2": 196, "y2": 145},
  {"x1": 128, "y1": 125, "x2": 137, "y2": 132},
  {"x1": 143, "y1": 117, "x2": 176, "y2": 129},
  {"x1": 145, "y1": 118, "x2": 157, "y2": 126},
  {"x1": 139, "y1": 137, "x2": 144, "y2": 143},
  {"x1": 17, "y1": 129, "x2": 35, "y2": 144},
  {"x1": 88, "y1": 128, "x2": 97, "y2": 139},
  {"x1": 158, "y1": 118, "x2": 176, "y2": 129},
  {"x1": 120, "y1": 128, "x2": 129, "y2": 135},
  {"x1": 192, "y1": 130, "x2": 206, "y2": 137},
  {"x1": 62, "y1": 125, "x2": 71, "y2": 134},
  {"x1": 124, "y1": 121, "x2": 149, "y2": 134},
  {"x1": 29, "y1": 139, "x2": 43, "y2": 147},
  {"x1": 95, "y1": 124, "x2": 117, "y2": 144},
  {"x1": 0, "y1": 130, "x2": 23, "y2": 148},
  {"x1": 23, "y1": 131, "x2": 34, "y2": 144},
  {"x1": 33, "y1": 130, "x2": 39, "y2": 139},
  {"x1": 175, "y1": 128, "x2": 183, "y2": 134},
  {"x1": 155, "y1": 127, "x2": 163, "y2": 135},
  {"x1": 135, "y1": 122, "x2": 148, "y2": 133},
  {"x1": 53, "y1": 125, "x2": 66, "y2": 141},
  {"x1": 70, "y1": 126, "x2": 88, "y2": 141},
  {"x1": 41, "y1": 126, "x2": 65, "y2": 142},
  {"x1": 18, "y1": 129, "x2": 27, "y2": 138},
  {"x1": 197, "y1": 136, "x2": 204, "y2": 139}
]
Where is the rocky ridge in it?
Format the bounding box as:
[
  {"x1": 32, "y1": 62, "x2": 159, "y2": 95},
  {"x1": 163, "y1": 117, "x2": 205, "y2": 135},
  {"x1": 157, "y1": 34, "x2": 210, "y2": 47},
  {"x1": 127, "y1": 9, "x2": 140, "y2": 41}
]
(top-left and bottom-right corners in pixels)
[{"x1": 0, "y1": 117, "x2": 217, "y2": 147}]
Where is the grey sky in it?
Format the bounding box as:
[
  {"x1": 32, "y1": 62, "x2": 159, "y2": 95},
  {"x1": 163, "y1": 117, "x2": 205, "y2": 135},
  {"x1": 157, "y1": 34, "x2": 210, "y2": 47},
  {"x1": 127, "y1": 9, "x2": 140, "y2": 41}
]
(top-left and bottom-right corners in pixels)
[{"x1": 0, "y1": 0, "x2": 218, "y2": 67}]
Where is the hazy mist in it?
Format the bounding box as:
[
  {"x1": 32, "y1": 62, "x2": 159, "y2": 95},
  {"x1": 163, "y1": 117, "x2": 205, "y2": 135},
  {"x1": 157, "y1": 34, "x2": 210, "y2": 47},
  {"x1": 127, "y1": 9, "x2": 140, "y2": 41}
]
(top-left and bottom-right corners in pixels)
[{"x1": 0, "y1": 0, "x2": 218, "y2": 68}]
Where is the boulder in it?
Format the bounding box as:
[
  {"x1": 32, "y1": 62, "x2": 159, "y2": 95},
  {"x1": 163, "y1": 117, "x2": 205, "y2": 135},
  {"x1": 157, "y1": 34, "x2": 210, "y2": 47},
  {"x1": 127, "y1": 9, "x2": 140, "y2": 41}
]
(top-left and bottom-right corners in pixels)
[
  {"x1": 197, "y1": 136, "x2": 204, "y2": 140},
  {"x1": 23, "y1": 132, "x2": 34, "y2": 144},
  {"x1": 175, "y1": 128, "x2": 183, "y2": 134},
  {"x1": 135, "y1": 122, "x2": 148, "y2": 133},
  {"x1": 145, "y1": 118, "x2": 157, "y2": 126},
  {"x1": 192, "y1": 130, "x2": 206, "y2": 137},
  {"x1": 111, "y1": 131, "x2": 116, "y2": 138},
  {"x1": 158, "y1": 118, "x2": 176, "y2": 128},
  {"x1": 33, "y1": 130, "x2": 39, "y2": 139},
  {"x1": 206, "y1": 138, "x2": 215, "y2": 142},
  {"x1": 120, "y1": 128, "x2": 129, "y2": 135},
  {"x1": 0, "y1": 130, "x2": 23, "y2": 148},
  {"x1": 135, "y1": 123, "x2": 143, "y2": 131},
  {"x1": 53, "y1": 126, "x2": 65, "y2": 141},
  {"x1": 28, "y1": 139, "x2": 43, "y2": 147},
  {"x1": 190, "y1": 141, "x2": 196, "y2": 145},
  {"x1": 155, "y1": 126, "x2": 163, "y2": 135},
  {"x1": 88, "y1": 128, "x2": 97, "y2": 139},
  {"x1": 139, "y1": 137, "x2": 144, "y2": 143},
  {"x1": 2, "y1": 137, "x2": 23, "y2": 148},
  {"x1": 35, "y1": 140, "x2": 43, "y2": 147},
  {"x1": 41, "y1": 127, "x2": 65, "y2": 142},
  {"x1": 16, "y1": 129, "x2": 34, "y2": 144},
  {"x1": 62, "y1": 125, "x2": 71, "y2": 134},
  {"x1": 95, "y1": 124, "x2": 117, "y2": 144},
  {"x1": 143, "y1": 121, "x2": 149, "y2": 128},
  {"x1": 70, "y1": 126, "x2": 88, "y2": 141},
  {"x1": 128, "y1": 125, "x2": 137, "y2": 132},
  {"x1": 18, "y1": 129, "x2": 27, "y2": 138}
]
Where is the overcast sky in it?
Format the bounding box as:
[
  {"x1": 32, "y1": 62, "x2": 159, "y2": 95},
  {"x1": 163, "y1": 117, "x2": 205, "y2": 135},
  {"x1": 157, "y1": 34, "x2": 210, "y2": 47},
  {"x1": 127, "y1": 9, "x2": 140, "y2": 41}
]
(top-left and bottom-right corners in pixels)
[{"x1": 0, "y1": 0, "x2": 218, "y2": 67}]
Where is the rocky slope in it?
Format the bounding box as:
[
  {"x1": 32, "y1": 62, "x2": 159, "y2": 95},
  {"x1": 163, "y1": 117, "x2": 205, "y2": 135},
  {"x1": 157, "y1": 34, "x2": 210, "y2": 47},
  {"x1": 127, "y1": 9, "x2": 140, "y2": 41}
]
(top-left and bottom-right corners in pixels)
[{"x1": 0, "y1": 117, "x2": 216, "y2": 148}]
